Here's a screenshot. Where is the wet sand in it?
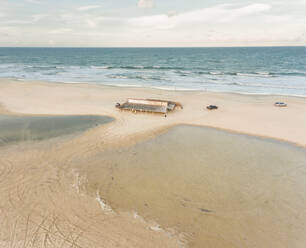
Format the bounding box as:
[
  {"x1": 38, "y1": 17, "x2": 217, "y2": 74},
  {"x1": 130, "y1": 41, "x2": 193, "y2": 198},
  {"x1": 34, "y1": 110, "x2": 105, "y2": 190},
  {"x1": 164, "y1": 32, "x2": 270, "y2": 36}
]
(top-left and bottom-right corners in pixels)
[
  {"x1": 0, "y1": 78, "x2": 306, "y2": 247},
  {"x1": 0, "y1": 115, "x2": 113, "y2": 146},
  {"x1": 0, "y1": 115, "x2": 183, "y2": 248},
  {"x1": 82, "y1": 125, "x2": 306, "y2": 247}
]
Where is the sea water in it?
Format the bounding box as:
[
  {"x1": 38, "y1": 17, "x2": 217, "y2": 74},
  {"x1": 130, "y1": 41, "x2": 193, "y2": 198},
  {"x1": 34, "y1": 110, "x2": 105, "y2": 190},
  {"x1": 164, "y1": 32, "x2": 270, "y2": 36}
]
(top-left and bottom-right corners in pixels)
[{"x1": 0, "y1": 47, "x2": 306, "y2": 96}]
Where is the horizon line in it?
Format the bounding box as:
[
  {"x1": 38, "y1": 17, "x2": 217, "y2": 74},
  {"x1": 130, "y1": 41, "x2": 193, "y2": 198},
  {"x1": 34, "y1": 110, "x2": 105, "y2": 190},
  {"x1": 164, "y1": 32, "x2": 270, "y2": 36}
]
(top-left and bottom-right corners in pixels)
[{"x1": 0, "y1": 45, "x2": 306, "y2": 49}]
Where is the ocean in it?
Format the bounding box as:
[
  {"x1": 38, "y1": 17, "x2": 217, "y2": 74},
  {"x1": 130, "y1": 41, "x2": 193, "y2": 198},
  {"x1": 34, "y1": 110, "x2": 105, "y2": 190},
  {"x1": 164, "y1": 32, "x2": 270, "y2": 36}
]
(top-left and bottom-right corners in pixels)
[{"x1": 0, "y1": 47, "x2": 306, "y2": 96}]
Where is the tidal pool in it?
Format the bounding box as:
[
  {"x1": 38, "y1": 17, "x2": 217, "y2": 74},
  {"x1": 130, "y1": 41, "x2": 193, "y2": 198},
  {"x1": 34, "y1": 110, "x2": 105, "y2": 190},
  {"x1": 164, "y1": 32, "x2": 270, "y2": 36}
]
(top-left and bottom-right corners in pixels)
[
  {"x1": 83, "y1": 125, "x2": 306, "y2": 248},
  {"x1": 0, "y1": 115, "x2": 113, "y2": 146}
]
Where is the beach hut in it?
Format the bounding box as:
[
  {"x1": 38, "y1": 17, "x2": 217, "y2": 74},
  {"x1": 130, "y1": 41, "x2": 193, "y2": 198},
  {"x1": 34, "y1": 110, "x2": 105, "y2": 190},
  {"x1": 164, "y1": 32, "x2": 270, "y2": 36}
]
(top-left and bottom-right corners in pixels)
[{"x1": 116, "y1": 98, "x2": 182, "y2": 116}]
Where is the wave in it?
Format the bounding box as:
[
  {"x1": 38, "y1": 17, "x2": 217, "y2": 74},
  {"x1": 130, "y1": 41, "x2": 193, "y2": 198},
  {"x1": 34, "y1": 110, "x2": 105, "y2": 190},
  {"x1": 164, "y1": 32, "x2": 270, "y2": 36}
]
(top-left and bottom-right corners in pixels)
[
  {"x1": 202, "y1": 81, "x2": 306, "y2": 90},
  {"x1": 23, "y1": 65, "x2": 82, "y2": 71},
  {"x1": 192, "y1": 71, "x2": 273, "y2": 77},
  {"x1": 90, "y1": 66, "x2": 111, "y2": 69},
  {"x1": 8, "y1": 63, "x2": 306, "y2": 79},
  {"x1": 94, "y1": 65, "x2": 187, "y2": 71},
  {"x1": 24, "y1": 65, "x2": 59, "y2": 71},
  {"x1": 124, "y1": 65, "x2": 185, "y2": 70},
  {"x1": 107, "y1": 75, "x2": 129, "y2": 79},
  {"x1": 5, "y1": 76, "x2": 306, "y2": 97},
  {"x1": 183, "y1": 70, "x2": 306, "y2": 78},
  {"x1": 0, "y1": 64, "x2": 18, "y2": 69},
  {"x1": 277, "y1": 72, "x2": 306, "y2": 77},
  {"x1": 236, "y1": 72, "x2": 274, "y2": 78},
  {"x1": 237, "y1": 72, "x2": 306, "y2": 77},
  {"x1": 1, "y1": 62, "x2": 306, "y2": 97},
  {"x1": 55, "y1": 65, "x2": 81, "y2": 69},
  {"x1": 107, "y1": 74, "x2": 164, "y2": 81}
]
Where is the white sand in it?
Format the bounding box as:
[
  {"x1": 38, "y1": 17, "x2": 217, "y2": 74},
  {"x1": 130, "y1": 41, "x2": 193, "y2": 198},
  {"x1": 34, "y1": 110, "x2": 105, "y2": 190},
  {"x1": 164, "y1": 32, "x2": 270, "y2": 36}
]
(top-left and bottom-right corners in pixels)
[
  {"x1": 0, "y1": 78, "x2": 305, "y2": 248},
  {"x1": 1, "y1": 78, "x2": 306, "y2": 147}
]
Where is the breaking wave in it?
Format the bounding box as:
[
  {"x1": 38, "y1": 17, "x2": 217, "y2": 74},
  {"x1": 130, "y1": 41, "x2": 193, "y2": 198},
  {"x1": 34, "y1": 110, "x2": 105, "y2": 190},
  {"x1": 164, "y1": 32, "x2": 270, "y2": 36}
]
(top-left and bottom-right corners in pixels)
[{"x1": 0, "y1": 47, "x2": 306, "y2": 96}]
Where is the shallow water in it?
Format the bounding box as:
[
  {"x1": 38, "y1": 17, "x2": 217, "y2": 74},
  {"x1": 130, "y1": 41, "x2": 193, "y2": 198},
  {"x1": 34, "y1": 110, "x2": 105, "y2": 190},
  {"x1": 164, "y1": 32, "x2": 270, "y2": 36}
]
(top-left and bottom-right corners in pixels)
[
  {"x1": 83, "y1": 125, "x2": 306, "y2": 248},
  {"x1": 0, "y1": 115, "x2": 113, "y2": 146}
]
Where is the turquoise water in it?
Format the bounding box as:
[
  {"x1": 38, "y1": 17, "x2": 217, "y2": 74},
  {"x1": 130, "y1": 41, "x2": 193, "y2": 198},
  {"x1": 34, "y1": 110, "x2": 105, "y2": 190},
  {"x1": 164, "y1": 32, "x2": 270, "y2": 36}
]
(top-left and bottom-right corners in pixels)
[{"x1": 0, "y1": 47, "x2": 306, "y2": 96}]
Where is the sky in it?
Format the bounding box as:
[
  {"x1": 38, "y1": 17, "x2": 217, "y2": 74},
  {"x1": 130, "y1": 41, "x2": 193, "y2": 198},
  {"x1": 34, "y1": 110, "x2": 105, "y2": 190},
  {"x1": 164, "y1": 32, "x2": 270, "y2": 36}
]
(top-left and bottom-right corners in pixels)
[{"x1": 0, "y1": 0, "x2": 305, "y2": 47}]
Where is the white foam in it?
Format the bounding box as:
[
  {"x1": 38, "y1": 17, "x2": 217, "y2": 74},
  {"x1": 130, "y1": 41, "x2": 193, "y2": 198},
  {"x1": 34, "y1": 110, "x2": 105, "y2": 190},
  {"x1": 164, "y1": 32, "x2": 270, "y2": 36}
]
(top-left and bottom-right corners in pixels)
[
  {"x1": 209, "y1": 71, "x2": 223, "y2": 75},
  {"x1": 236, "y1": 72, "x2": 273, "y2": 78},
  {"x1": 133, "y1": 211, "x2": 140, "y2": 219},
  {"x1": 90, "y1": 65, "x2": 110, "y2": 69},
  {"x1": 71, "y1": 168, "x2": 87, "y2": 195},
  {"x1": 96, "y1": 190, "x2": 113, "y2": 213},
  {"x1": 150, "y1": 225, "x2": 162, "y2": 232},
  {"x1": 4, "y1": 76, "x2": 306, "y2": 98}
]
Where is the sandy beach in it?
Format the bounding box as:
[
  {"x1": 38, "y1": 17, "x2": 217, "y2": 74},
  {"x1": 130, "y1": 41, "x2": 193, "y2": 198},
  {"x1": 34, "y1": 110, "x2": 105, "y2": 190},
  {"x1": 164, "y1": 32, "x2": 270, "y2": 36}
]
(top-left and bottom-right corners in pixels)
[
  {"x1": 1, "y1": 78, "x2": 306, "y2": 147},
  {"x1": 0, "y1": 78, "x2": 306, "y2": 248}
]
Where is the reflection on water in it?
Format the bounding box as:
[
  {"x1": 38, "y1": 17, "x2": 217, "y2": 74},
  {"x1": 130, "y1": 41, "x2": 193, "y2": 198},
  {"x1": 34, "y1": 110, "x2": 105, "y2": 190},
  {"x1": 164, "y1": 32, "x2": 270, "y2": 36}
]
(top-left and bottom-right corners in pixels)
[
  {"x1": 83, "y1": 125, "x2": 306, "y2": 248},
  {"x1": 0, "y1": 115, "x2": 113, "y2": 146}
]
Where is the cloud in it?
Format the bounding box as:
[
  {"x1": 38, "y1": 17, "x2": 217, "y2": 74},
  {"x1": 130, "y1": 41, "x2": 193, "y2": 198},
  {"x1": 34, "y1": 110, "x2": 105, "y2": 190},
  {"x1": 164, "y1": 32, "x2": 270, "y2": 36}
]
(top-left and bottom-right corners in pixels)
[
  {"x1": 49, "y1": 28, "x2": 72, "y2": 34},
  {"x1": 59, "y1": 11, "x2": 122, "y2": 30},
  {"x1": 85, "y1": 19, "x2": 95, "y2": 28},
  {"x1": 129, "y1": 3, "x2": 272, "y2": 29},
  {"x1": 0, "y1": 15, "x2": 48, "y2": 26},
  {"x1": 129, "y1": 14, "x2": 174, "y2": 30},
  {"x1": 76, "y1": 5, "x2": 101, "y2": 11},
  {"x1": 3, "y1": 20, "x2": 31, "y2": 25},
  {"x1": 32, "y1": 14, "x2": 48, "y2": 22},
  {"x1": 1, "y1": 1, "x2": 305, "y2": 47},
  {"x1": 138, "y1": 0, "x2": 154, "y2": 8},
  {"x1": 26, "y1": 0, "x2": 41, "y2": 4},
  {"x1": 0, "y1": 32, "x2": 9, "y2": 37}
]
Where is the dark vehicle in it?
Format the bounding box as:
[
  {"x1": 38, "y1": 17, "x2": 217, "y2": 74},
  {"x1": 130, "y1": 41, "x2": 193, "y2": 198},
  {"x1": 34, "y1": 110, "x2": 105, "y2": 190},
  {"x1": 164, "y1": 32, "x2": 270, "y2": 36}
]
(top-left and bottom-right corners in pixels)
[{"x1": 206, "y1": 105, "x2": 218, "y2": 110}]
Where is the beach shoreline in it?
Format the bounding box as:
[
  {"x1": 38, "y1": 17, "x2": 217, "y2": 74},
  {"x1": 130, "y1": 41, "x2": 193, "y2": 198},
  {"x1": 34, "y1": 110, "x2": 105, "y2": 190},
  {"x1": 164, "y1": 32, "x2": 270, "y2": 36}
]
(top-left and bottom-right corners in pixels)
[
  {"x1": 5, "y1": 76, "x2": 306, "y2": 99},
  {"x1": 1, "y1": 78, "x2": 306, "y2": 248},
  {"x1": 1, "y1": 78, "x2": 306, "y2": 147}
]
